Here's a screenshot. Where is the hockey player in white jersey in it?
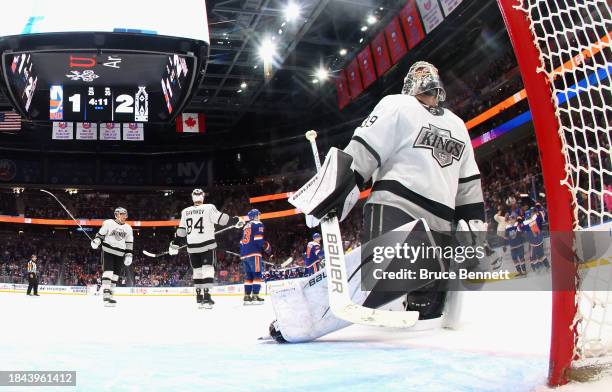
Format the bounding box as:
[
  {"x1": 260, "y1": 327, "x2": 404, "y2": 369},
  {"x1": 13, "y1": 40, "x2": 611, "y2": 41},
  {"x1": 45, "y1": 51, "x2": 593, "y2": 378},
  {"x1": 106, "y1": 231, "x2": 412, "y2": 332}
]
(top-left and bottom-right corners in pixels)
[
  {"x1": 270, "y1": 61, "x2": 487, "y2": 342},
  {"x1": 168, "y1": 189, "x2": 244, "y2": 309},
  {"x1": 91, "y1": 207, "x2": 134, "y2": 307}
]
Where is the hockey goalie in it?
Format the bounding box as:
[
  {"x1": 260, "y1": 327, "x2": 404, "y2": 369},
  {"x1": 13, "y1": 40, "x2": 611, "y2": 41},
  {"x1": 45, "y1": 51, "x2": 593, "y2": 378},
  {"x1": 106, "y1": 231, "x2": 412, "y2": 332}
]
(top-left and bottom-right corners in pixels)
[{"x1": 269, "y1": 61, "x2": 493, "y2": 343}]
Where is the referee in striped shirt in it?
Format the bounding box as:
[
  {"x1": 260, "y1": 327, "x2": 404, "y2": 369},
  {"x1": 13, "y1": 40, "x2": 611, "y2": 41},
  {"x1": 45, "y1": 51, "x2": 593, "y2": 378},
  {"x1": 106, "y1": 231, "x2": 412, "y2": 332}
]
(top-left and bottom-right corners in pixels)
[{"x1": 26, "y1": 255, "x2": 39, "y2": 296}]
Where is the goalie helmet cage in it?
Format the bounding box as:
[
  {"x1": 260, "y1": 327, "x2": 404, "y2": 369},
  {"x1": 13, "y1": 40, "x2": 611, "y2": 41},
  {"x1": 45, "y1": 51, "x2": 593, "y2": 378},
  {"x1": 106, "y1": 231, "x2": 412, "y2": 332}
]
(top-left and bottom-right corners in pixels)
[{"x1": 497, "y1": 0, "x2": 611, "y2": 386}]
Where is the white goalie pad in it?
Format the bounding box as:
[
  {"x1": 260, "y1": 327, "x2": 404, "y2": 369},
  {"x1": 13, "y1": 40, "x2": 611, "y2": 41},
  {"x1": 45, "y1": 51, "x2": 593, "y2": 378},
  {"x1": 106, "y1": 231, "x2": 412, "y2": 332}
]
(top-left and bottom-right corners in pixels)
[{"x1": 269, "y1": 219, "x2": 463, "y2": 342}]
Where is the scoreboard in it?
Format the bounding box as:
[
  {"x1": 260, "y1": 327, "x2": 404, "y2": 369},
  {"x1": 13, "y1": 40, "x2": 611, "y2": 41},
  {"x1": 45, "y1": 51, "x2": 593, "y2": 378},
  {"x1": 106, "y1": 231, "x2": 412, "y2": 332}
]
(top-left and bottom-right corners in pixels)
[
  {"x1": 0, "y1": 0, "x2": 209, "y2": 124},
  {"x1": 3, "y1": 50, "x2": 196, "y2": 123}
]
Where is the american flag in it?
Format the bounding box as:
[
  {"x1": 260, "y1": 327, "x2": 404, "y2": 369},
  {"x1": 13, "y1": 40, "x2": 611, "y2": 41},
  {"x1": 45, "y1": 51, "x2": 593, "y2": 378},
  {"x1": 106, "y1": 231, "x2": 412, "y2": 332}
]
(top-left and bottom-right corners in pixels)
[{"x1": 0, "y1": 111, "x2": 21, "y2": 131}]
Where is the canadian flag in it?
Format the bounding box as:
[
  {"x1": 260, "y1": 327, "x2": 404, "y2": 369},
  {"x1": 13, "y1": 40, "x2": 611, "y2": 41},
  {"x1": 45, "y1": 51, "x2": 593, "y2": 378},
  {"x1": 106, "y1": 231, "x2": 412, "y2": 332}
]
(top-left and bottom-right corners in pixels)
[{"x1": 176, "y1": 113, "x2": 205, "y2": 133}]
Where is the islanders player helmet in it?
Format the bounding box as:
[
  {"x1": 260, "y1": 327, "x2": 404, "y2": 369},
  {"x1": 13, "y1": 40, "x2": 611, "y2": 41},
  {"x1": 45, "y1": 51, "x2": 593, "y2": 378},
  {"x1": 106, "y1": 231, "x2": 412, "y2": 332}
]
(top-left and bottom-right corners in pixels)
[
  {"x1": 312, "y1": 233, "x2": 321, "y2": 241},
  {"x1": 247, "y1": 209, "x2": 261, "y2": 221}
]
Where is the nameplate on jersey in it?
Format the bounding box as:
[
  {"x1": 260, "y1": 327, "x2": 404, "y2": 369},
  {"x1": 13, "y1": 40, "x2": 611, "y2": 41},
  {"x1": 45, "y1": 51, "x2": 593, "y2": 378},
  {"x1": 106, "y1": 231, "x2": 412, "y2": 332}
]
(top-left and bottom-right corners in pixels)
[{"x1": 413, "y1": 124, "x2": 465, "y2": 168}]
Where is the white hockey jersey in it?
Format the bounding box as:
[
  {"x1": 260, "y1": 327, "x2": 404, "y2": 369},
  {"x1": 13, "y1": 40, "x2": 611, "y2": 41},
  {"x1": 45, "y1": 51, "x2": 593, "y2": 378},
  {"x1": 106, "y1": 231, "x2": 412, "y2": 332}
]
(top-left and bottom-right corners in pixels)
[
  {"x1": 176, "y1": 204, "x2": 230, "y2": 253},
  {"x1": 96, "y1": 219, "x2": 134, "y2": 257},
  {"x1": 344, "y1": 94, "x2": 484, "y2": 232}
]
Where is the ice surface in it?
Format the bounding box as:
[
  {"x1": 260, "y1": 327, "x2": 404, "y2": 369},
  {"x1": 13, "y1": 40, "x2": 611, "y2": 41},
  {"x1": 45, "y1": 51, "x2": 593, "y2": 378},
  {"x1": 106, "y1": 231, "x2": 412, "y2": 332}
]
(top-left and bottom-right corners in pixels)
[{"x1": 0, "y1": 290, "x2": 608, "y2": 391}]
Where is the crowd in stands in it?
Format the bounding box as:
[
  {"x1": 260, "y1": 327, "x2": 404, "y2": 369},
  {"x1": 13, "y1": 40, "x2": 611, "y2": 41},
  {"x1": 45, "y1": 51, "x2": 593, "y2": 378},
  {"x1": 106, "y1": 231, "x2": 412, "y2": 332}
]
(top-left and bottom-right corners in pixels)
[
  {"x1": 3, "y1": 127, "x2": 610, "y2": 288},
  {"x1": 478, "y1": 140, "x2": 546, "y2": 227},
  {"x1": 1, "y1": 231, "x2": 69, "y2": 285},
  {"x1": 0, "y1": 202, "x2": 365, "y2": 288},
  {"x1": 0, "y1": 192, "x2": 16, "y2": 216},
  {"x1": 0, "y1": 137, "x2": 570, "y2": 288},
  {"x1": 446, "y1": 48, "x2": 524, "y2": 128}
]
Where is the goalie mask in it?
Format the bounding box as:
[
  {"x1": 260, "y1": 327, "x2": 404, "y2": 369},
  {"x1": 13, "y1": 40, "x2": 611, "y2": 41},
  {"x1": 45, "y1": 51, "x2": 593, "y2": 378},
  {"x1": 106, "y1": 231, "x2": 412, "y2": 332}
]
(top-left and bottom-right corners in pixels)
[
  {"x1": 402, "y1": 61, "x2": 446, "y2": 102},
  {"x1": 192, "y1": 188, "x2": 205, "y2": 204}
]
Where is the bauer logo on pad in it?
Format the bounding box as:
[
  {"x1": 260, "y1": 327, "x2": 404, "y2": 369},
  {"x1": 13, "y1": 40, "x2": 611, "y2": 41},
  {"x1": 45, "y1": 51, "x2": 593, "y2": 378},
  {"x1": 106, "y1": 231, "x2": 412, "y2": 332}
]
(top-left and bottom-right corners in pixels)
[{"x1": 413, "y1": 124, "x2": 465, "y2": 167}]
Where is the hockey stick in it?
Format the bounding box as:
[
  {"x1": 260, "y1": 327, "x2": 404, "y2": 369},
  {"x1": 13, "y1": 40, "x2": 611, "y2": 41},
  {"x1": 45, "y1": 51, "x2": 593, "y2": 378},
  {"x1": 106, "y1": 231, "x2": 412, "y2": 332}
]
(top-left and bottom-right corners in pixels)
[
  {"x1": 142, "y1": 225, "x2": 238, "y2": 258},
  {"x1": 223, "y1": 250, "x2": 278, "y2": 266},
  {"x1": 305, "y1": 130, "x2": 419, "y2": 328},
  {"x1": 40, "y1": 189, "x2": 93, "y2": 242},
  {"x1": 281, "y1": 257, "x2": 294, "y2": 268}
]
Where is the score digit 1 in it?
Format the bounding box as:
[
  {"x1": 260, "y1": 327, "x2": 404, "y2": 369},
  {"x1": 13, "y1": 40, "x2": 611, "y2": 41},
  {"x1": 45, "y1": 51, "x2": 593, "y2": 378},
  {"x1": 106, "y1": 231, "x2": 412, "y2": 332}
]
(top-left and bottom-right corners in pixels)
[{"x1": 68, "y1": 93, "x2": 81, "y2": 112}]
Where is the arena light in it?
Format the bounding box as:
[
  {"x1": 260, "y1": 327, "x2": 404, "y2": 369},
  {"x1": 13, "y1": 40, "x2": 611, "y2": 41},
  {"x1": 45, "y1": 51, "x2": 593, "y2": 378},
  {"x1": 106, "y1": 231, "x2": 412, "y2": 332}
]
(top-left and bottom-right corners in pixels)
[
  {"x1": 339, "y1": 48, "x2": 347, "y2": 56},
  {"x1": 360, "y1": 26, "x2": 368, "y2": 32},
  {"x1": 315, "y1": 67, "x2": 329, "y2": 82},
  {"x1": 367, "y1": 15, "x2": 377, "y2": 25},
  {"x1": 284, "y1": 2, "x2": 301, "y2": 22},
  {"x1": 240, "y1": 82, "x2": 248, "y2": 89},
  {"x1": 258, "y1": 38, "x2": 277, "y2": 62}
]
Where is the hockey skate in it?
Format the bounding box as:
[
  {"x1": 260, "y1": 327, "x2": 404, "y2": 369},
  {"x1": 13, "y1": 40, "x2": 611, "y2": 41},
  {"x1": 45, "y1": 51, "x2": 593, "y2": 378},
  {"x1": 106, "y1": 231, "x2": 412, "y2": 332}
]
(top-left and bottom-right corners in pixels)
[
  {"x1": 103, "y1": 289, "x2": 116, "y2": 307},
  {"x1": 104, "y1": 298, "x2": 117, "y2": 307},
  {"x1": 251, "y1": 294, "x2": 265, "y2": 304},
  {"x1": 243, "y1": 294, "x2": 252, "y2": 305},
  {"x1": 201, "y1": 289, "x2": 214, "y2": 309},
  {"x1": 196, "y1": 288, "x2": 205, "y2": 308}
]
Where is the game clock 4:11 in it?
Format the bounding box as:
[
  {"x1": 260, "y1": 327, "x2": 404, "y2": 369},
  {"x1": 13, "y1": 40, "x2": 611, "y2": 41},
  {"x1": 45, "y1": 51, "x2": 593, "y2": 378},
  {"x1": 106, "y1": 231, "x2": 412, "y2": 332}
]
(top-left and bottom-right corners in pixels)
[{"x1": 50, "y1": 85, "x2": 149, "y2": 122}]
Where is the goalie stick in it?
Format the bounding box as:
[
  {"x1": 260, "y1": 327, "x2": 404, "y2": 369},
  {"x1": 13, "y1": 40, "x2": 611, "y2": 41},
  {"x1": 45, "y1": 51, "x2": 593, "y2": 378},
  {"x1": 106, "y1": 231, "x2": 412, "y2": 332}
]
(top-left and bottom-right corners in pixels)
[
  {"x1": 304, "y1": 130, "x2": 419, "y2": 328},
  {"x1": 142, "y1": 225, "x2": 238, "y2": 258},
  {"x1": 40, "y1": 189, "x2": 93, "y2": 242}
]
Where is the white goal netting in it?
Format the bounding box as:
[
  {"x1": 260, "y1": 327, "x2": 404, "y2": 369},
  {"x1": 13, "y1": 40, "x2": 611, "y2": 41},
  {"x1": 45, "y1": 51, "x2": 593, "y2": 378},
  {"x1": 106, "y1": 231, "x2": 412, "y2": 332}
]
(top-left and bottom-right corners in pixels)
[{"x1": 518, "y1": 0, "x2": 612, "y2": 365}]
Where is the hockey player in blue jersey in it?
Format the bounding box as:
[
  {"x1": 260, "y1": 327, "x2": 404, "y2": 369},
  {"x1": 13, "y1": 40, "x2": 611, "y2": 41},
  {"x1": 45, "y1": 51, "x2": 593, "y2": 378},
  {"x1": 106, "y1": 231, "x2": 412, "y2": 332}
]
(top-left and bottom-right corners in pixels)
[
  {"x1": 523, "y1": 207, "x2": 550, "y2": 272},
  {"x1": 303, "y1": 233, "x2": 324, "y2": 276},
  {"x1": 504, "y1": 215, "x2": 527, "y2": 275},
  {"x1": 240, "y1": 209, "x2": 271, "y2": 304}
]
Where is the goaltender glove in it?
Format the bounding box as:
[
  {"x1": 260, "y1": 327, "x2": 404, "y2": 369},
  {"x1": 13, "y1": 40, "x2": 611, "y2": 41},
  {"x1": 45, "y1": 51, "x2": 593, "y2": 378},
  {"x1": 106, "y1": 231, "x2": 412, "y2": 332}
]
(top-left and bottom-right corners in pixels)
[{"x1": 91, "y1": 237, "x2": 101, "y2": 250}]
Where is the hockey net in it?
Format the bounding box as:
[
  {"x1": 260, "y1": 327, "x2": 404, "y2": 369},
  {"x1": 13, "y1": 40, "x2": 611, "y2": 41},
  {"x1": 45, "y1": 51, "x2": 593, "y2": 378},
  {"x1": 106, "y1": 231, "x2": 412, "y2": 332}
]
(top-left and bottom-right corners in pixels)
[{"x1": 498, "y1": 0, "x2": 612, "y2": 386}]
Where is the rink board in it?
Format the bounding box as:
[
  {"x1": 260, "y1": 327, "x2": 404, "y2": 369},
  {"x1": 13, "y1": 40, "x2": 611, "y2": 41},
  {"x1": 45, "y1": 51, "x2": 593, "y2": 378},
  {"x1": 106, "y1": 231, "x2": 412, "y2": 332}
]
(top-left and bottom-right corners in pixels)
[{"x1": 0, "y1": 282, "x2": 259, "y2": 296}]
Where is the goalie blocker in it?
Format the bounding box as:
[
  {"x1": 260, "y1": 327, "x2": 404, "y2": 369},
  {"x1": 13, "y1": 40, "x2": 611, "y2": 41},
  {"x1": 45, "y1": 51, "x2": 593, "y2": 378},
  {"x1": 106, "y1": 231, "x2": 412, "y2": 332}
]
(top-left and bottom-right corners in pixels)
[{"x1": 289, "y1": 147, "x2": 360, "y2": 223}]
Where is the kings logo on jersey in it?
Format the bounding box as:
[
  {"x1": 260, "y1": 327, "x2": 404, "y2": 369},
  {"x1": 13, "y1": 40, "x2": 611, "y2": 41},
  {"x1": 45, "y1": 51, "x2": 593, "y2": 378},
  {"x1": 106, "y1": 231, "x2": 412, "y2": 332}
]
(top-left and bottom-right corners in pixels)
[
  {"x1": 110, "y1": 229, "x2": 127, "y2": 241},
  {"x1": 413, "y1": 124, "x2": 465, "y2": 167}
]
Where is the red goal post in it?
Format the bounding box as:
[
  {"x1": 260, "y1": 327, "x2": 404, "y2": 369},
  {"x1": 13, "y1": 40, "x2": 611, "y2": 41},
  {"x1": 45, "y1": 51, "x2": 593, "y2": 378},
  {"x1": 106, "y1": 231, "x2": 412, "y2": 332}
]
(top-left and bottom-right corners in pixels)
[{"x1": 497, "y1": 0, "x2": 611, "y2": 386}]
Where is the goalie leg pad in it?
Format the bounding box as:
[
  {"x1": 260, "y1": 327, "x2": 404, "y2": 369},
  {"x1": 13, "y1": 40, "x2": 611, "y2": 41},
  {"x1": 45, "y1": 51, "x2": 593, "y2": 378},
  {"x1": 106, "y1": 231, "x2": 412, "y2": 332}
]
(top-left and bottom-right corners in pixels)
[{"x1": 269, "y1": 220, "x2": 445, "y2": 342}]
